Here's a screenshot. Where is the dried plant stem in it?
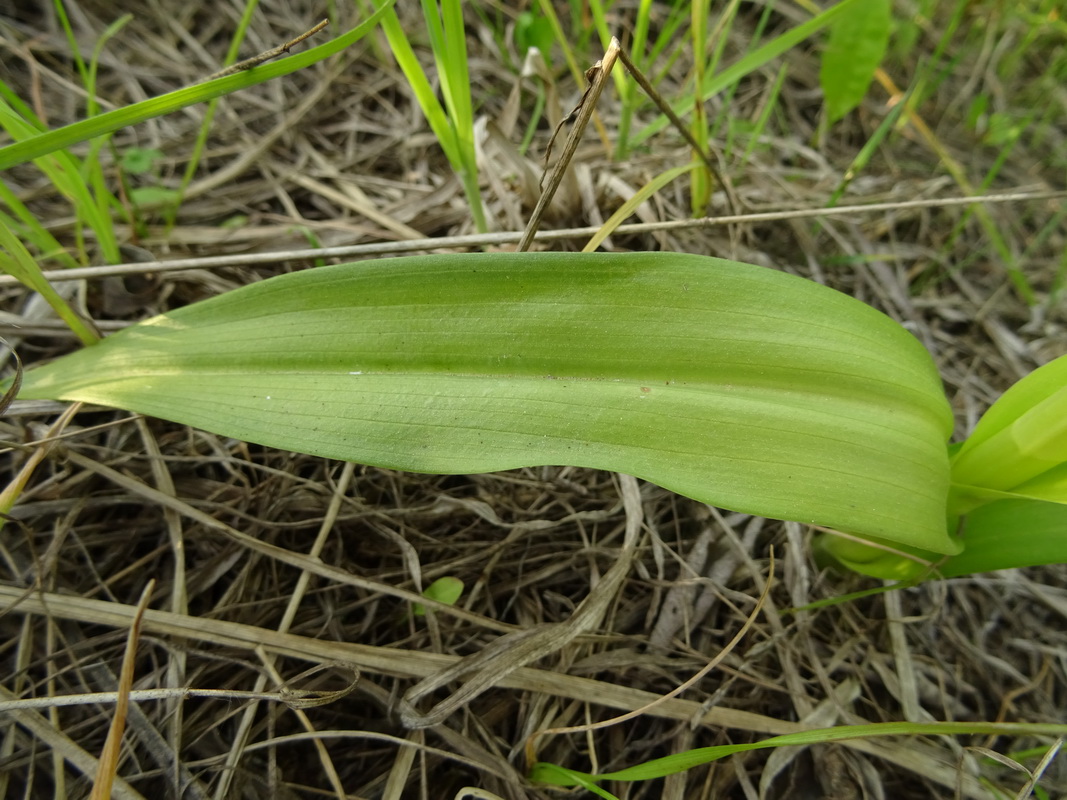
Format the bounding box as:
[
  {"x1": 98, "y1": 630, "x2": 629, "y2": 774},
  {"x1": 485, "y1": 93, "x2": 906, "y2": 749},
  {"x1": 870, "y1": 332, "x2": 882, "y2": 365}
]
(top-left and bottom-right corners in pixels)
[
  {"x1": 90, "y1": 581, "x2": 153, "y2": 800},
  {"x1": 199, "y1": 20, "x2": 329, "y2": 83},
  {"x1": 1, "y1": 191, "x2": 1059, "y2": 288},
  {"x1": 614, "y1": 46, "x2": 740, "y2": 221},
  {"x1": 518, "y1": 35, "x2": 745, "y2": 251},
  {"x1": 518, "y1": 38, "x2": 621, "y2": 252},
  {"x1": 524, "y1": 549, "x2": 775, "y2": 767}
]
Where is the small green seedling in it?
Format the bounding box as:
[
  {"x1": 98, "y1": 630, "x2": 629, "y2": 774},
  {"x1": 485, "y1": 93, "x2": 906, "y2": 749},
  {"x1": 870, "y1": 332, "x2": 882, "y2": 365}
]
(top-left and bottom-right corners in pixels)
[{"x1": 413, "y1": 576, "x2": 465, "y2": 617}]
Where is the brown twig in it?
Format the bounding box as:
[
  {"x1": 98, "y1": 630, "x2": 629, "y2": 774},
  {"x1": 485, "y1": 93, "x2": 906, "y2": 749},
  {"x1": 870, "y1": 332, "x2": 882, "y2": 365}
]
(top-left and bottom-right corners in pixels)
[
  {"x1": 519, "y1": 36, "x2": 745, "y2": 252},
  {"x1": 615, "y1": 46, "x2": 741, "y2": 223},
  {"x1": 90, "y1": 581, "x2": 154, "y2": 800},
  {"x1": 200, "y1": 19, "x2": 329, "y2": 83},
  {"x1": 517, "y1": 38, "x2": 621, "y2": 252}
]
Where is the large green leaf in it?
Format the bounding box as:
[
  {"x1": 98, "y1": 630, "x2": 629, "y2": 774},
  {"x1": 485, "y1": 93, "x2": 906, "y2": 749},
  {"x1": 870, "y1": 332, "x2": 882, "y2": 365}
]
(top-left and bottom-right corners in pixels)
[{"x1": 12, "y1": 252, "x2": 958, "y2": 553}]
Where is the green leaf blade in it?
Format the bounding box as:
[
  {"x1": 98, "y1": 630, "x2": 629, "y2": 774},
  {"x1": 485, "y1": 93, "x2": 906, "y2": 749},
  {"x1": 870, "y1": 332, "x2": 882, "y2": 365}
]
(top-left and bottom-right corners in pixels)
[
  {"x1": 938, "y1": 499, "x2": 1067, "y2": 578},
  {"x1": 15, "y1": 252, "x2": 957, "y2": 552},
  {"x1": 820, "y1": 0, "x2": 891, "y2": 124},
  {"x1": 951, "y1": 355, "x2": 1067, "y2": 496}
]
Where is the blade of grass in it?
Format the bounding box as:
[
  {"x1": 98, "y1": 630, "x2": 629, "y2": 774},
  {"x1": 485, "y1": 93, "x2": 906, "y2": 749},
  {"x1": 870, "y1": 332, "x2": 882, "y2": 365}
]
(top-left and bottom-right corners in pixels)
[
  {"x1": 0, "y1": 220, "x2": 98, "y2": 345},
  {"x1": 0, "y1": 187, "x2": 79, "y2": 270},
  {"x1": 582, "y1": 163, "x2": 698, "y2": 252},
  {"x1": 613, "y1": 0, "x2": 654, "y2": 158},
  {"x1": 52, "y1": 0, "x2": 91, "y2": 88},
  {"x1": 424, "y1": 0, "x2": 487, "y2": 232},
  {"x1": 705, "y1": 0, "x2": 750, "y2": 161},
  {"x1": 0, "y1": 101, "x2": 120, "y2": 264},
  {"x1": 689, "y1": 0, "x2": 711, "y2": 214},
  {"x1": 827, "y1": 84, "x2": 910, "y2": 206},
  {"x1": 738, "y1": 62, "x2": 787, "y2": 171},
  {"x1": 532, "y1": 0, "x2": 613, "y2": 152},
  {"x1": 874, "y1": 68, "x2": 1034, "y2": 304},
  {"x1": 530, "y1": 721, "x2": 1067, "y2": 787},
  {"x1": 586, "y1": 0, "x2": 635, "y2": 159},
  {"x1": 377, "y1": 2, "x2": 487, "y2": 231}
]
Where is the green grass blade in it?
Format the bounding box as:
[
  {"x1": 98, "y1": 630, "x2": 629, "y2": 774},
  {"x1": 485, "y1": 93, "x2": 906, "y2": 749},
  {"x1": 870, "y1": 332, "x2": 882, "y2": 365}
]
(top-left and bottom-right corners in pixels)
[
  {"x1": 739, "y1": 62, "x2": 787, "y2": 170},
  {"x1": 378, "y1": 8, "x2": 457, "y2": 164},
  {"x1": 0, "y1": 100, "x2": 120, "y2": 264},
  {"x1": 587, "y1": 0, "x2": 635, "y2": 158},
  {"x1": 582, "y1": 164, "x2": 697, "y2": 252},
  {"x1": 0, "y1": 185, "x2": 79, "y2": 270},
  {"x1": 689, "y1": 0, "x2": 711, "y2": 213},
  {"x1": 169, "y1": 0, "x2": 261, "y2": 226},
  {"x1": 827, "y1": 84, "x2": 909, "y2": 206},
  {"x1": 614, "y1": 0, "x2": 655, "y2": 157},
  {"x1": 53, "y1": 0, "x2": 91, "y2": 89},
  {"x1": 10, "y1": 252, "x2": 957, "y2": 553},
  {"x1": 531, "y1": 720, "x2": 1067, "y2": 786},
  {"x1": 0, "y1": 220, "x2": 98, "y2": 345},
  {"x1": 86, "y1": 15, "x2": 134, "y2": 118},
  {"x1": 0, "y1": 2, "x2": 396, "y2": 171},
  {"x1": 384, "y1": 1, "x2": 486, "y2": 231},
  {"x1": 378, "y1": 2, "x2": 488, "y2": 230}
]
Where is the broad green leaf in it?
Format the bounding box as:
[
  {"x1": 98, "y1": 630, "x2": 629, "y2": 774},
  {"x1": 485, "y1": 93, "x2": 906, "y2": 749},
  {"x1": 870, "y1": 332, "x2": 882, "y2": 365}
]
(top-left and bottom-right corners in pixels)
[
  {"x1": 11, "y1": 252, "x2": 958, "y2": 553},
  {"x1": 950, "y1": 354, "x2": 1067, "y2": 502},
  {"x1": 820, "y1": 0, "x2": 891, "y2": 123},
  {"x1": 1012, "y1": 463, "x2": 1067, "y2": 504}
]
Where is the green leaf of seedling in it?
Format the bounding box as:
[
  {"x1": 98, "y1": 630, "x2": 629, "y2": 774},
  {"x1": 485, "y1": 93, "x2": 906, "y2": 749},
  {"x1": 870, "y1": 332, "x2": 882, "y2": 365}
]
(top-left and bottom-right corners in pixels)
[
  {"x1": 9, "y1": 252, "x2": 958, "y2": 554},
  {"x1": 413, "y1": 576, "x2": 464, "y2": 617},
  {"x1": 129, "y1": 187, "x2": 183, "y2": 209},
  {"x1": 820, "y1": 0, "x2": 891, "y2": 124},
  {"x1": 120, "y1": 147, "x2": 165, "y2": 175},
  {"x1": 515, "y1": 12, "x2": 556, "y2": 62}
]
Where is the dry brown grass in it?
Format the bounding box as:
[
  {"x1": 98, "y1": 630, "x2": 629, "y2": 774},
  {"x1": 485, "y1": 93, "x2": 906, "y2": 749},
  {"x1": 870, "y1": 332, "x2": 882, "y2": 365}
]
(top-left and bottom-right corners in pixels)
[{"x1": 2, "y1": 2, "x2": 1066, "y2": 798}]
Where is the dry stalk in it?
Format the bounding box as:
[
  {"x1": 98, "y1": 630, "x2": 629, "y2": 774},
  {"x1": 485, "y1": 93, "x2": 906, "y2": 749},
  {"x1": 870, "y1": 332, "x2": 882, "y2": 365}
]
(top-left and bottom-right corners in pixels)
[{"x1": 198, "y1": 20, "x2": 329, "y2": 83}]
